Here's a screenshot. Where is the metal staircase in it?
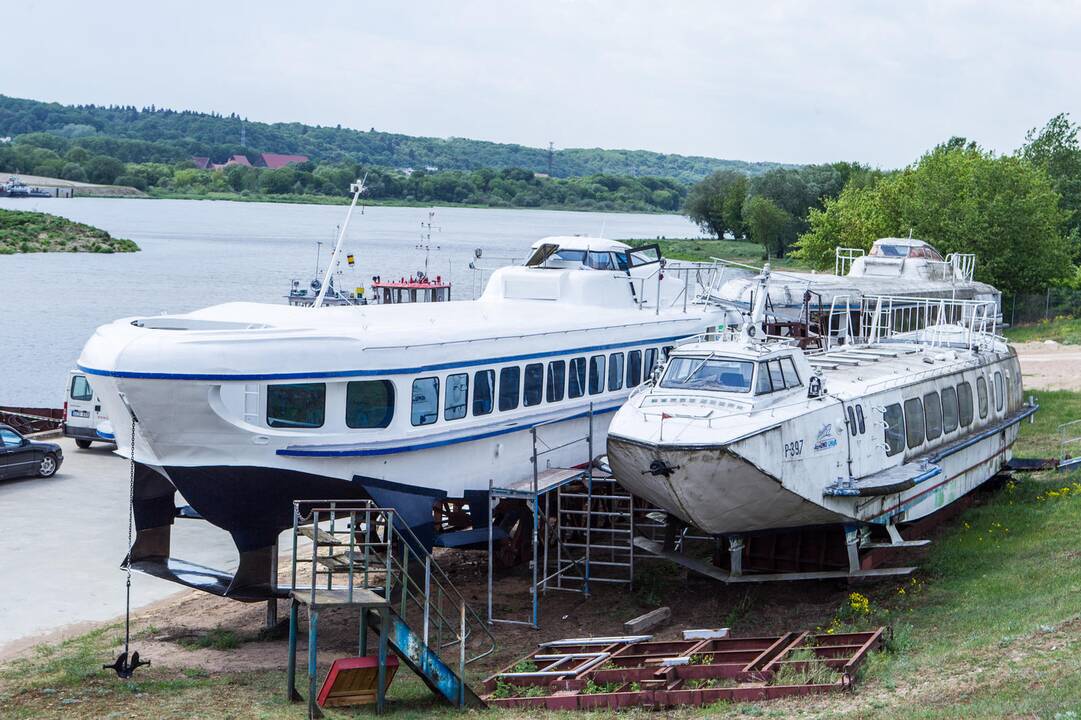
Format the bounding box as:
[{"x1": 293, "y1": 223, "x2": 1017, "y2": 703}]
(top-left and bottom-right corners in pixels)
[{"x1": 286, "y1": 500, "x2": 495, "y2": 715}]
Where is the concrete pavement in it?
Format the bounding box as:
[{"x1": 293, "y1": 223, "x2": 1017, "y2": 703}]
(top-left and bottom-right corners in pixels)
[{"x1": 0, "y1": 437, "x2": 239, "y2": 650}]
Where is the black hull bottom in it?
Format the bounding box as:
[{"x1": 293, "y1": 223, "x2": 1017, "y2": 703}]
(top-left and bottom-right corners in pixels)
[{"x1": 129, "y1": 462, "x2": 457, "y2": 599}]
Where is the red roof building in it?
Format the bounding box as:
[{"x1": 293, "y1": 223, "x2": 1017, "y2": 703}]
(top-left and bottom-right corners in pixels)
[
  {"x1": 225, "y1": 154, "x2": 252, "y2": 167},
  {"x1": 191, "y1": 156, "x2": 211, "y2": 169},
  {"x1": 261, "y1": 152, "x2": 309, "y2": 169}
]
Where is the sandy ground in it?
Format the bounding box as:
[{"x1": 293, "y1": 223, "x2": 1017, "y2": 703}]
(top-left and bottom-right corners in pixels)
[
  {"x1": 1, "y1": 171, "x2": 145, "y2": 197},
  {"x1": 1014, "y1": 341, "x2": 1081, "y2": 392}
]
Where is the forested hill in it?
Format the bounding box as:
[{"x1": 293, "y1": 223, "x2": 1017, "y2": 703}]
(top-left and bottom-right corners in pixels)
[{"x1": 0, "y1": 95, "x2": 789, "y2": 182}]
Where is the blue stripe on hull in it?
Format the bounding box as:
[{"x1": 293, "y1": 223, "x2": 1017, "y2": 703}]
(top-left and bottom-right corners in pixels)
[
  {"x1": 277, "y1": 403, "x2": 620, "y2": 457},
  {"x1": 77, "y1": 332, "x2": 691, "y2": 381}
]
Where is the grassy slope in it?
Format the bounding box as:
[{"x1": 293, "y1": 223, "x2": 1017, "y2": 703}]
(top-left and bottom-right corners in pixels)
[
  {"x1": 0, "y1": 209, "x2": 139, "y2": 254},
  {"x1": 2, "y1": 415, "x2": 1079, "y2": 715},
  {"x1": 1005, "y1": 316, "x2": 1081, "y2": 345}
]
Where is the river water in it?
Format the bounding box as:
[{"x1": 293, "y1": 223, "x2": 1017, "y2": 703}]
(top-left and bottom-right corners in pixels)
[{"x1": 0, "y1": 197, "x2": 698, "y2": 406}]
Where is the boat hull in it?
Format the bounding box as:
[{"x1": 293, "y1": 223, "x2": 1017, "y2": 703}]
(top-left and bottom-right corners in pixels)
[{"x1": 607, "y1": 435, "x2": 843, "y2": 533}]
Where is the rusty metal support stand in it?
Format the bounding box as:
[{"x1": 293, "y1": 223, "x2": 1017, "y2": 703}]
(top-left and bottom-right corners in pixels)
[{"x1": 727, "y1": 535, "x2": 744, "y2": 577}]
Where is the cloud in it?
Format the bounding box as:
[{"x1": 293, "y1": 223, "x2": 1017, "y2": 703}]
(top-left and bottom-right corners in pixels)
[{"x1": 5, "y1": 0, "x2": 1080, "y2": 167}]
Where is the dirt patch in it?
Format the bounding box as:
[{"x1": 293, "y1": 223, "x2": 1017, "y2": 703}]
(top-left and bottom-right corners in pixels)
[{"x1": 1014, "y1": 341, "x2": 1081, "y2": 392}]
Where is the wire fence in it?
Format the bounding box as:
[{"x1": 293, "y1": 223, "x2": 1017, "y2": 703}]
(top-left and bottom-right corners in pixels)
[{"x1": 1004, "y1": 288, "x2": 1081, "y2": 326}]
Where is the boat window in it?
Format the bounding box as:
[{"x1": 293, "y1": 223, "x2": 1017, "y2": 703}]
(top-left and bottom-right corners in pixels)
[
  {"x1": 411, "y1": 377, "x2": 439, "y2": 426},
  {"x1": 626, "y1": 245, "x2": 661, "y2": 268},
  {"x1": 499, "y1": 367, "x2": 520, "y2": 411},
  {"x1": 444, "y1": 374, "x2": 468, "y2": 421},
  {"x1": 856, "y1": 404, "x2": 866, "y2": 434},
  {"x1": 644, "y1": 348, "x2": 658, "y2": 376},
  {"x1": 523, "y1": 363, "x2": 544, "y2": 407},
  {"x1": 871, "y1": 243, "x2": 909, "y2": 258},
  {"x1": 781, "y1": 357, "x2": 801, "y2": 388},
  {"x1": 768, "y1": 360, "x2": 785, "y2": 392},
  {"x1": 614, "y1": 252, "x2": 629, "y2": 271},
  {"x1": 941, "y1": 386, "x2": 959, "y2": 433},
  {"x1": 70, "y1": 375, "x2": 93, "y2": 401},
  {"x1": 586, "y1": 251, "x2": 616, "y2": 270},
  {"x1": 662, "y1": 357, "x2": 754, "y2": 393},
  {"x1": 662, "y1": 346, "x2": 674, "y2": 359},
  {"x1": 846, "y1": 407, "x2": 857, "y2": 436},
  {"x1": 473, "y1": 370, "x2": 495, "y2": 416},
  {"x1": 756, "y1": 364, "x2": 773, "y2": 393},
  {"x1": 345, "y1": 380, "x2": 395, "y2": 428},
  {"x1": 994, "y1": 371, "x2": 1004, "y2": 412},
  {"x1": 546, "y1": 361, "x2": 566, "y2": 402},
  {"x1": 977, "y1": 376, "x2": 988, "y2": 418},
  {"x1": 589, "y1": 355, "x2": 606, "y2": 395},
  {"x1": 568, "y1": 357, "x2": 586, "y2": 398},
  {"x1": 924, "y1": 392, "x2": 942, "y2": 440},
  {"x1": 958, "y1": 381, "x2": 974, "y2": 426},
  {"x1": 626, "y1": 350, "x2": 642, "y2": 387},
  {"x1": 904, "y1": 397, "x2": 925, "y2": 449},
  {"x1": 884, "y1": 404, "x2": 905, "y2": 456},
  {"x1": 552, "y1": 249, "x2": 585, "y2": 264},
  {"x1": 267, "y1": 383, "x2": 325, "y2": 429},
  {"x1": 608, "y1": 352, "x2": 625, "y2": 391},
  {"x1": 525, "y1": 243, "x2": 559, "y2": 267}
]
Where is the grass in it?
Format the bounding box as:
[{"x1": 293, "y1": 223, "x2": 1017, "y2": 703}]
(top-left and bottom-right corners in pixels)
[
  {"x1": 631, "y1": 237, "x2": 810, "y2": 269},
  {"x1": 769, "y1": 648, "x2": 839, "y2": 687},
  {"x1": 1005, "y1": 315, "x2": 1081, "y2": 345},
  {"x1": 0, "y1": 208, "x2": 139, "y2": 254},
  {"x1": 3, "y1": 394, "x2": 1081, "y2": 719},
  {"x1": 176, "y1": 628, "x2": 241, "y2": 651}
]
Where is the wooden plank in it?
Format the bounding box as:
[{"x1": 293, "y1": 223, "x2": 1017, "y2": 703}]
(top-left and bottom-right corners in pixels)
[
  {"x1": 682, "y1": 628, "x2": 730, "y2": 640},
  {"x1": 318, "y1": 655, "x2": 399, "y2": 708},
  {"x1": 624, "y1": 607, "x2": 671, "y2": 634},
  {"x1": 291, "y1": 588, "x2": 389, "y2": 607}
]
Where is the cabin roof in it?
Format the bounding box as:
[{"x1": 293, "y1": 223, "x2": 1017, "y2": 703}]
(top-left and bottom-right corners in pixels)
[
  {"x1": 530, "y1": 236, "x2": 631, "y2": 253},
  {"x1": 872, "y1": 237, "x2": 934, "y2": 248}
]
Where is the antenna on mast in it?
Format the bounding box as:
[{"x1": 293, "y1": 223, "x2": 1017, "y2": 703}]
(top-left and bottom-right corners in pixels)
[
  {"x1": 417, "y1": 208, "x2": 441, "y2": 279},
  {"x1": 313, "y1": 176, "x2": 367, "y2": 308}
]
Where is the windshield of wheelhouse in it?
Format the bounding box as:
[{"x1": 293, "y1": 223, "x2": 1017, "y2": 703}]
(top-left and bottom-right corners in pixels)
[{"x1": 660, "y1": 356, "x2": 754, "y2": 393}]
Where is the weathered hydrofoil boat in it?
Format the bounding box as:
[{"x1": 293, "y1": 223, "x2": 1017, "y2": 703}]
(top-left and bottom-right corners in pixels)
[
  {"x1": 704, "y1": 238, "x2": 1001, "y2": 345},
  {"x1": 79, "y1": 236, "x2": 728, "y2": 598},
  {"x1": 607, "y1": 270, "x2": 1034, "y2": 578}
]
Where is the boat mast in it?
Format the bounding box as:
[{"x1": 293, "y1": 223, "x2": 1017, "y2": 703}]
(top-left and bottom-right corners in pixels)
[
  {"x1": 313, "y1": 178, "x2": 366, "y2": 308},
  {"x1": 742, "y1": 264, "x2": 771, "y2": 344}
]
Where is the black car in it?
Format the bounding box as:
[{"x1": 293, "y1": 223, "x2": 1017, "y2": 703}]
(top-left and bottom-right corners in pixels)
[{"x1": 0, "y1": 423, "x2": 63, "y2": 479}]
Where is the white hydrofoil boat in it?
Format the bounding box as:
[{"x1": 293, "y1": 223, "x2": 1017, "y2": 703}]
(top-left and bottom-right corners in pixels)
[{"x1": 79, "y1": 236, "x2": 728, "y2": 598}]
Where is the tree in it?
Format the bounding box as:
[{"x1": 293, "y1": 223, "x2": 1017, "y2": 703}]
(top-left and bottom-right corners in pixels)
[
  {"x1": 84, "y1": 155, "x2": 125, "y2": 184},
  {"x1": 683, "y1": 170, "x2": 747, "y2": 239},
  {"x1": 59, "y1": 162, "x2": 87, "y2": 182},
  {"x1": 794, "y1": 143, "x2": 1074, "y2": 295},
  {"x1": 742, "y1": 195, "x2": 791, "y2": 258},
  {"x1": 1020, "y1": 113, "x2": 1081, "y2": 261}
]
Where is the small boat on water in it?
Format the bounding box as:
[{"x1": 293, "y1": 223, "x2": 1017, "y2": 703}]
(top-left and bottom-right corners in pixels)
[
  {"x1": 1, "y1": 176, "x2": 31, "y2": 198},
  {"x1": 606, "y1": 268, "x2": 1034, "y2": 577}
]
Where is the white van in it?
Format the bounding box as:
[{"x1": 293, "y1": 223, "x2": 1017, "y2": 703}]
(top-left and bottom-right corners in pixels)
[{"x1": 64, "y1": 371, "x2": 110, "y2": 448}]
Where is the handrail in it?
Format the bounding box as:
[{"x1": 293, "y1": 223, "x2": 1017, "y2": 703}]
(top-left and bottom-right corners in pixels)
[
  {"x1": 1059, "y1": 419, "x2": 1081, "y2": 463},
  {"x1": 291, "y1": 500, "x2": 497, "y2": 666}
]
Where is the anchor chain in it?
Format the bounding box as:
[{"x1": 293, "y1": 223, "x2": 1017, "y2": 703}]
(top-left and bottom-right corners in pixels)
[{"x1": 104, "y1": 412, "x2": 150, "y2": 679}]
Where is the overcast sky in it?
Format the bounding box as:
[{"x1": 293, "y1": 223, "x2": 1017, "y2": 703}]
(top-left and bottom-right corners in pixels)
[{"x1": 6, "y1": 1, "x2": 1078, "y2": 168}]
